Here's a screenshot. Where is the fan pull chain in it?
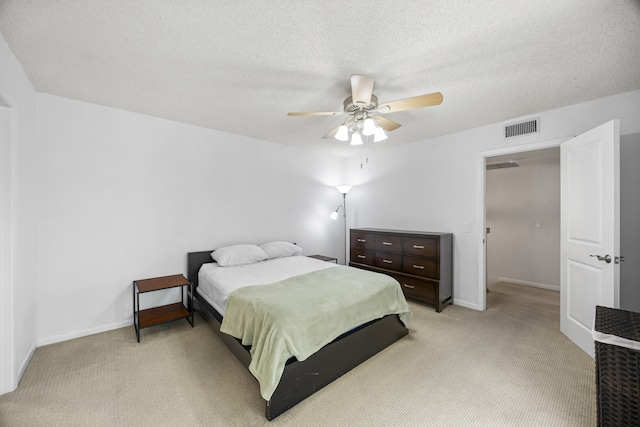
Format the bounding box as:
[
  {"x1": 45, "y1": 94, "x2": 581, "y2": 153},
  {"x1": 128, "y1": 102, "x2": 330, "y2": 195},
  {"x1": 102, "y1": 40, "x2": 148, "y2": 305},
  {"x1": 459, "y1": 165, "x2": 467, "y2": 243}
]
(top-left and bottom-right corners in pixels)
[
  {"x1": 365, "y1": 135, "x2": 370, "y2": 165},
  {"x1": 360, "y1": 135, "x2": 370, "y2": 169}
]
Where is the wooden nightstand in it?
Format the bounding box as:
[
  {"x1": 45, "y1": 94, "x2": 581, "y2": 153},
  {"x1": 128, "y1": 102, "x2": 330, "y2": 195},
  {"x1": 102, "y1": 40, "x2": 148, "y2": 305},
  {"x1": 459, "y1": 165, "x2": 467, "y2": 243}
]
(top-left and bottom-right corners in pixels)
[
  {"x1": 133, "y1": 274, "x2": 193, "y2": 342},
  {"x1": 307, "y1": 254, "x2": 338, "y2": 263}
]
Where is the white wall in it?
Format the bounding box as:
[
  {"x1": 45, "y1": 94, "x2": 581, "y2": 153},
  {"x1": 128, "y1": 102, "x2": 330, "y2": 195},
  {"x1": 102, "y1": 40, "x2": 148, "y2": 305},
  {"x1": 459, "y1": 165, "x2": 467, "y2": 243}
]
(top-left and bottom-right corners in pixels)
[
  {"x1": 486, "y1": 157, "x2": 560, "y2": 290},
  {"x1": 35, "y1": 93, "x2": 345, "y2": 345},
  {"x1": 345, "y1": 90, "x2": 640, "y2": 309},
  {"x1": 620, "y1": 132, "x2": 640, "y2": 312},
  {"x1": 0, "y1": 35, "x2": 38, "y2": 394}
]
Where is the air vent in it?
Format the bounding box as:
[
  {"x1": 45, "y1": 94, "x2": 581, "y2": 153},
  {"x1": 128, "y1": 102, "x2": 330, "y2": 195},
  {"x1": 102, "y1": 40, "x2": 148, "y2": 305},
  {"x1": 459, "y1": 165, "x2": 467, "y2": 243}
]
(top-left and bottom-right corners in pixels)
[
  {"x1": 487, "y1": 162, "x2": 519, "y2": 170},
  {"x1": 504, "y1": 118, "x2": 539, "y2": 139}
]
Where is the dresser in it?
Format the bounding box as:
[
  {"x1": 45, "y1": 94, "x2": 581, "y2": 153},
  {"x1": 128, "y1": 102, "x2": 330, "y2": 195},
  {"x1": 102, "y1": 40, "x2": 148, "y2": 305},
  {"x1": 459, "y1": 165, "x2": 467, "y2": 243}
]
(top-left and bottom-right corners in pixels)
[{"x1": 349, "y1": 228, "x2": 453, "y2": 312}]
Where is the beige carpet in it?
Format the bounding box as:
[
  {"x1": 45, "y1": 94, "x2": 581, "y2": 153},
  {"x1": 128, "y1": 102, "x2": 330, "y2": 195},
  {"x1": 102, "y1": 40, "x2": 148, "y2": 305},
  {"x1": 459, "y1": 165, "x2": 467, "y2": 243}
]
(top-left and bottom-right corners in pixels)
[{"x1": 0, "y1": 282, "x2": 595, "y2": 426}]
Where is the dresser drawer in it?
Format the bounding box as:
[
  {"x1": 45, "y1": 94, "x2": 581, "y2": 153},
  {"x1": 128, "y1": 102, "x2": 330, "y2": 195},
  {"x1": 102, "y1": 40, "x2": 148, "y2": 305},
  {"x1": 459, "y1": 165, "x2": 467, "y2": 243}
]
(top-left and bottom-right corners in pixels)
[
  {"x1": 350, "y1": 249, "x2": 374, "y2": 266},
  {"x1": 374, "y1": 252, "x2": 402, "y2": 271},
  {"x1": 403, "y1": 237, "x2": 438, "y2": 258},
  {"x1": 351, "y1": 232, "x2": 374, "y2": 250},
  {"x1": 396, "y1": 275, "x2": 436, "y2": 303},
  {"x1": 373, "y1": 234, "x2": 402, "y2": 253},
  {"x1": 402, "y1": 256, "x2": 439, "y2": 279}
]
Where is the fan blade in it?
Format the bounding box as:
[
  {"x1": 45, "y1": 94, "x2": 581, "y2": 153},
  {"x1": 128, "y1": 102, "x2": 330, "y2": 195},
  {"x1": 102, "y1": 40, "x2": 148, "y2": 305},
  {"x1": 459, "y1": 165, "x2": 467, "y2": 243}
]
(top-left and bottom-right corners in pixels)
[
  {"x1": 322, "y1": 124, "x2": 342, "y2": 139},
  {"x1": 288, "y1": 111, "x2": 343, "y2": 116},
  {"x1": 378, "y1": 92, "x2": 443, "y2": 113},
  {"x1": 351, "y1": 74, "x2": 375, "y2": 106},
  {"x1": 373, "y1": 115, "x2": 402, "y2": 131}
]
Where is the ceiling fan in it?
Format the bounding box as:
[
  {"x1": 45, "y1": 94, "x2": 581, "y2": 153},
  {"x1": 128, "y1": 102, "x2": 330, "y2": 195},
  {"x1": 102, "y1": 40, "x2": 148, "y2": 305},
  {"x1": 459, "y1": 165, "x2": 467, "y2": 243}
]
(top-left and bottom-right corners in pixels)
[{"x1": 288, "y1": 74, "x2": 443, "y2": 145}]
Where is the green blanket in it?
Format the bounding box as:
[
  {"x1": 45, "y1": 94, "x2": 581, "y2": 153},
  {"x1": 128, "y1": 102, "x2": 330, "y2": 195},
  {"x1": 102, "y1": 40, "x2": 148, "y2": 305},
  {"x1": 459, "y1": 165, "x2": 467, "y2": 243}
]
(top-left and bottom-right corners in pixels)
[{"x1": 220, "y1": 265, "x2": 412, "y2": 400}]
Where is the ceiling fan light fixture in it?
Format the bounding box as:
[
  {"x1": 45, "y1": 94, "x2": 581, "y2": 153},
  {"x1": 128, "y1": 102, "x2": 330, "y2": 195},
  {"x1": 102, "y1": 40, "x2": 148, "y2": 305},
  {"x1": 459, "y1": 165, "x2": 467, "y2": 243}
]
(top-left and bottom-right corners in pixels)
[
  {"x1": 362, "y1": 117, "x2": 377, "y2": 136},
  {"x1": 287, "y1": 74, "x2": 443, "y2": 147},
  {"x1": 335, "y1": 124, "x2": 349, "y2": 141},
  {"x1": 350, "y1": 131, "x2": 363, "y2": 146},
  {"x1": 373, "y1": 126, "x2": 387, "y2": 142}
]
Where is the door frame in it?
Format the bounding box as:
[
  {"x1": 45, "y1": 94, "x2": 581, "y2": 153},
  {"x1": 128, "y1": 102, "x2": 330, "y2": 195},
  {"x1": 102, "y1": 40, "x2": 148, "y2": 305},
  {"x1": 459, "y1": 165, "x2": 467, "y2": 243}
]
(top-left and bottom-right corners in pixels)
[
  {"x1": 476, "y1": 137, "x2": 569, "y2": 310},
  {"x1": 0, "y1": 99, "x2": 14, "y2": 395}
]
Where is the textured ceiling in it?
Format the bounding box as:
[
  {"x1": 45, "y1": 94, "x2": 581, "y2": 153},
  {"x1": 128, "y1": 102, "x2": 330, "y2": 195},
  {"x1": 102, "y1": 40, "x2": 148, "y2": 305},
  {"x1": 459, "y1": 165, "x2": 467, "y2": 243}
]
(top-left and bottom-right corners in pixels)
[{"x1": 1, "y1": 0, "x2": 639, "y2": 157}]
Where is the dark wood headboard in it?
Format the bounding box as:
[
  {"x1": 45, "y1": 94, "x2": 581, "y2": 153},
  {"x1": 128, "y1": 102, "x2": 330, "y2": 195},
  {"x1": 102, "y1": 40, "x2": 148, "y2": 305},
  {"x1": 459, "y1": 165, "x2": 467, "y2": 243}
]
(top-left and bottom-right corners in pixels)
[{"x1": 187, "y1": 250, "x2": 215, "y2": 287}]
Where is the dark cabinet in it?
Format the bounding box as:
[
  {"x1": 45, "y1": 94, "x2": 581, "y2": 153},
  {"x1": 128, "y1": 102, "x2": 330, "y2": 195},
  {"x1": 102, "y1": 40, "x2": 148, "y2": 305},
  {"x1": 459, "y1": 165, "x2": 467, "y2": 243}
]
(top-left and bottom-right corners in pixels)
[{"x1": 349, "y1": 228, "x2": 453, "y2": 312}]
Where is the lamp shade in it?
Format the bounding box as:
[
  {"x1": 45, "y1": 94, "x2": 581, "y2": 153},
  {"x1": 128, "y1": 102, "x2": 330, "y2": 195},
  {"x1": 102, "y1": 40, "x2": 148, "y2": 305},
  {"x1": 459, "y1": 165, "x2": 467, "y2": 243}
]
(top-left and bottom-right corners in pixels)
[
  {"x1": 335, "y1": 185, "x2": 352, "y2": 194},
  {"x1": 329, "y1": 211, "x2": 338, "y2": 220}
]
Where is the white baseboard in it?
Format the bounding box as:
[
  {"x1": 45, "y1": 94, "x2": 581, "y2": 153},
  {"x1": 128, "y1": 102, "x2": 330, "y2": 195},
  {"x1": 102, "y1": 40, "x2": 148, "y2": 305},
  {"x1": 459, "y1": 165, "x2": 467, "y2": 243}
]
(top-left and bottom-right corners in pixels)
[
  {"x1": 452, "y1": 299, "x2": 479, "y2": 310},
  {"x1": 497, "y1": 277, "x2": 560, "y2": 292},
  {"x1": 37, "y1": 319, "x2": 132, "y2": 347}
]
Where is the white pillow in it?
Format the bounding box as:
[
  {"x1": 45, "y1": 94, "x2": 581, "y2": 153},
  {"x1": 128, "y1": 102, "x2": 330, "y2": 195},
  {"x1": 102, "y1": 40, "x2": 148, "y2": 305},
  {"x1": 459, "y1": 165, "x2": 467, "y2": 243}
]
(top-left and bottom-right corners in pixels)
[
  {"x1": 259, "y1": 241, "x2": 303, "y2": 259},
  {"x1": 211, "y1": 244, "x2": 268, "y2": 267}
]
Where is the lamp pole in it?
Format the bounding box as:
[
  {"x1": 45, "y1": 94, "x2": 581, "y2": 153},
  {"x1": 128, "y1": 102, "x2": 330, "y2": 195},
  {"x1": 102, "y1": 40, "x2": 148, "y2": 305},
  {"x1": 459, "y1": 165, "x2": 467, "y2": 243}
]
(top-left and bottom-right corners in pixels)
[
  {"x1": 335, "y1": 185, "x2": 352, "y2": 265},
  {"x1": 342, "y1": 192, "x2": 347, "y2": 265}
]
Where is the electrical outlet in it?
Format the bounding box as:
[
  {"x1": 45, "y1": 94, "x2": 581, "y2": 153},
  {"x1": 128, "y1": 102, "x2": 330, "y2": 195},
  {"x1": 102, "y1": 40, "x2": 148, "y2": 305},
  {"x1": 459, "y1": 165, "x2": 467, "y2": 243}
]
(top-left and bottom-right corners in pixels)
[{"x1": 462, "y1": 222, "x2": 470, "y2": 233}]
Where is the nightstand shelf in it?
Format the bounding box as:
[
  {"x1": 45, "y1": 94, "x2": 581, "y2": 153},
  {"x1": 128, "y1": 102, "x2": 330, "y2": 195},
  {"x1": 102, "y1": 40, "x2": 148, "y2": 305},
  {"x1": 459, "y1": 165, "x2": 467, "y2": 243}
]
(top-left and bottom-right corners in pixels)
[
  {"x1": 308, "y1": 254, "x2": 338, "y2": 263},
  {"x1": 138, "y1": 302, "x2": 190, "y2": 328},
  {"x1": 133, "y1": 274, "x2": 193, "y2": 342}
]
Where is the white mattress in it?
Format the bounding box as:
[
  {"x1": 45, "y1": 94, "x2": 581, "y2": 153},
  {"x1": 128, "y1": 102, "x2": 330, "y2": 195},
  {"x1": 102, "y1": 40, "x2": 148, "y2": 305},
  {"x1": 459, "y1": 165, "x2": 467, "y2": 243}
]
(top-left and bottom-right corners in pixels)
[{"x1": 197, "y1": 255, "x2": 337, "y2": 315}]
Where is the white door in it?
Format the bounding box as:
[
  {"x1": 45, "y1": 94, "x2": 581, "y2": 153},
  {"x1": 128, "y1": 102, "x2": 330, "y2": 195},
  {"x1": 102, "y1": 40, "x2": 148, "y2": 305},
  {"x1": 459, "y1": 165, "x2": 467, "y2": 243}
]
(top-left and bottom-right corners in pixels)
[{"x1": 560, "y1": 120, "x2": 620, "y2": 357}]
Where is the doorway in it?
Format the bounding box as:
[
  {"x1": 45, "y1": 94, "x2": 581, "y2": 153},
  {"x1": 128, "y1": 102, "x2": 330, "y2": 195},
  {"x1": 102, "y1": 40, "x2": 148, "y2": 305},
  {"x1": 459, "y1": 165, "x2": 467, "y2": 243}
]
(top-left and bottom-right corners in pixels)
[
  {"x1": 476, "y1": 138, "x2": 568, "y2": 311},
  {"x1": 485, "y1": 147, "x2": 561, "y2": 301}
]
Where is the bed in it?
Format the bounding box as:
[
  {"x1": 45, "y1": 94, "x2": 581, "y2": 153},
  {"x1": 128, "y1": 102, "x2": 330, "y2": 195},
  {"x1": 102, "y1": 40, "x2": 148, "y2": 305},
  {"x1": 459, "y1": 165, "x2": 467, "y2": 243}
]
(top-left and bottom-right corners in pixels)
[{"x1": 187, "y1": 244, "x2": 410, "y2": 420}]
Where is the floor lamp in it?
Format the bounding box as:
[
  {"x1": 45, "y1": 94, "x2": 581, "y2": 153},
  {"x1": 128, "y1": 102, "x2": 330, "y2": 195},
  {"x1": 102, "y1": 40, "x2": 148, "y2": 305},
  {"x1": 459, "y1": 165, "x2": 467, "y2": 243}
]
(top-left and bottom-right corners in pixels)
[{"x1": 330, "y1": 185, "x2": 352, "y2": 265}]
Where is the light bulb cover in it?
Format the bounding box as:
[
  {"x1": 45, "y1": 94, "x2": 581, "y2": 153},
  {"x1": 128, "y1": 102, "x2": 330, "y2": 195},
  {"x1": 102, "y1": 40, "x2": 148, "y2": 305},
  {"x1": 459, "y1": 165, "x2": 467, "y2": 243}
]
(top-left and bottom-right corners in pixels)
[
  {"x1": 335, "y1": 125, "x2": 349, "y2": 141},
  {"x1": 329, "y1": 211, "x2": 338, "y2": 220},
  {"x1": 350, "y1": 131, "x2": 363, "y2": 146},
  {"x1": 362, "y1": 118, "x2": 377, "y2": 136},
  {"x1": 373, "y1": 126, "x2": 387, "y2": 142}
]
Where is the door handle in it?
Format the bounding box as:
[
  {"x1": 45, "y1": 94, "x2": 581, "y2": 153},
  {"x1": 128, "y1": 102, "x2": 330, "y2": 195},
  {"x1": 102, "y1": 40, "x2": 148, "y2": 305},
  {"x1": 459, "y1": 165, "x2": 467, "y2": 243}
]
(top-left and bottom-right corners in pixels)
[{"x1": 590, "y1": 254, "x2": 612, "y2": 264}]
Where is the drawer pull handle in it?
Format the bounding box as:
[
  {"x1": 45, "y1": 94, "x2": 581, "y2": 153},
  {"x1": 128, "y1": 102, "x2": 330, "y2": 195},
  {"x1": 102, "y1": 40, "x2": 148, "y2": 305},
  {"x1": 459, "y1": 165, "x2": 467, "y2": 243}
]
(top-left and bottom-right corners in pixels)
[
  {"x1": 413, "y1": 265, "x2": 425, "y2": 270},
  {"x1": 357, "y1": 255, "x2": 366, "y2": 259},
  {"x1": 403, "y1": 284, "x2": 415, "y2": 289},
  {"x1": 382, "y1": 242, "x2": 392, "y2": 245},
  {"x1": 357, "y1": 239, "x2": 366, "y2": 242},
  {"x1": 413, "y1": 245, "x2": 424, "y2": 249},
  {"x1": 383, "y1": 259, "x2": 393, "y2": 264}
]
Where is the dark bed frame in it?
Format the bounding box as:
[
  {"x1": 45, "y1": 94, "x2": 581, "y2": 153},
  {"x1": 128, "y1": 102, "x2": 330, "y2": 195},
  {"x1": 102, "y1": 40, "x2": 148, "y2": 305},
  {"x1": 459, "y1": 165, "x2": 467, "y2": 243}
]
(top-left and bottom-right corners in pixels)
[{"x1": 187, "y1": 250, "x2": 409, "y2": 420}]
